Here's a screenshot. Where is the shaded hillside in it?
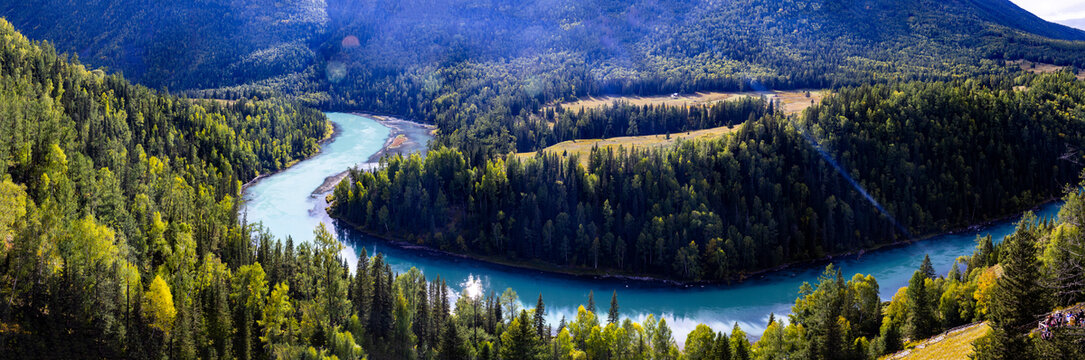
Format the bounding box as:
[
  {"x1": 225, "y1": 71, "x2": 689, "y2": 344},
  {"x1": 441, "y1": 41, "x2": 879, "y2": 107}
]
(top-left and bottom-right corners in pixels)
[
  {"x1": 8, "y1": 0, "x2": 1085, "y2": 160},
  {"x1": 4, "y1": 0, "x2": 1084, "y2": 92},
  {"x1": 0, "y1": 0, "x2": 327, "y2": 89}
]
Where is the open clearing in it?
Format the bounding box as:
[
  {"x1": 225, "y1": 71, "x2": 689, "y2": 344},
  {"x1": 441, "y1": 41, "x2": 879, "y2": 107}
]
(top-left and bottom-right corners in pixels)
[
  {"x1": 882, "y1": 322, "x2": 989, "y2": 360},
  {"x1": 515, "y1": 124, "x2": 740, "y2": 165},
  {"x1": 527, "y1": 89, "x2": 824, "y2": 165},
  {"x1": 1012, "y1": 60, "x2": 1085, "y2": 80},
  {"x1": 556, "y1": 89, "x2": 827, "y2": 115}
]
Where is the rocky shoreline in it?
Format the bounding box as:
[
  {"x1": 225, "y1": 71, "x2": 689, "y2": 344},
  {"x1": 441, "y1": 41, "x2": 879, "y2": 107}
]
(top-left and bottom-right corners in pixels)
[
  {"x1": 310, "y1": 113, "x2": 435, "y2": 196},
  {"x1": 358, "y1": 113, "x2": 436, "y2": 163}
]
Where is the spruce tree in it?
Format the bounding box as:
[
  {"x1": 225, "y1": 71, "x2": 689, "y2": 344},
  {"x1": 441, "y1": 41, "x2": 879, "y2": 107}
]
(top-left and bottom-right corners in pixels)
[
  {"x1": 353, "y1": 248, "x2": 371, "y2": 324},
  {"x1": 587, "y1": 290, "x2": 595, "y2": 313},
  {"x1": 971, "y1": 235, "x2": 996, "y2": 271},
  {"x1": 905, "y1": 270, "x2": 933, "y2": 340},
  {"x1": 438, "y1": 321, "x2": 469, "y2": 360},
  {"x1": 608, "y1": 291, "x2": 620, "y2": 324},
  {"x1": 414, "y1": 278, "x2": 431, "y2": 354},
  {"x1": 973, "y1": 215, "x2": 1046, "y2": 360},
  {"x1": 534, "y1": 294, "x2": 546, "y2": 339},
  {"x1": 948, "y1": 261, "x2": 962, "y2": 282},
  {"x1": 368, "y1": 255, "x2": 394, "y2": 339},
  {"x1": 714, "y1": 331, "x2": 732, "y2": 360},
  {"x1": 500, "y1": 310, "x2": 543, "y2": 360},
  {"x1": 919, "y1": 254, "x2": 935, "y2": 279},
  {"x1": 731, "y1": 323, "x2": 751, "y2": 360}
]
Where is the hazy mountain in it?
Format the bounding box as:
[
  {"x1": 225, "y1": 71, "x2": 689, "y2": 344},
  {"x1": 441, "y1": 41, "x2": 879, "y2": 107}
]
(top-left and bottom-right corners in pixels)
[{"x1": 3, "y1": 0, "x2": 1084, "y2": 93}]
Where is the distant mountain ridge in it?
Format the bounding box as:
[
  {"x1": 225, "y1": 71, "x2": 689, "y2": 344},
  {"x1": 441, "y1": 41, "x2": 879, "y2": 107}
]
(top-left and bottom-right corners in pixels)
[
  {"x1": 3, "y1": 0, "x2": 1085, "y2": 95},
  {"x1": 964, "y1": 0, "x2": 1085, "y2": 41}
]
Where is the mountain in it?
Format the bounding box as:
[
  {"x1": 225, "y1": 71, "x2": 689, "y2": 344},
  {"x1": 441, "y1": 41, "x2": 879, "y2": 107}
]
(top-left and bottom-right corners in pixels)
[
  {"x1": 0, "y1": 0, "x2": 328, "y2": 89},
  {"x1": 3, "y1": 3, "x2": 1085, "y2": 359},
  {"x1": 962, "y1": 0, "x2": 1085, "y2": 41},
  {"x1": 4, "y1": 0, "x2": 1085, "y2": 94}
]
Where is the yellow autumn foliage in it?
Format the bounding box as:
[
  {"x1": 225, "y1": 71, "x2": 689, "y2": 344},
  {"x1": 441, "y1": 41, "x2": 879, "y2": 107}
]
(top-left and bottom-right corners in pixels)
[{"x1": 143, "y1": 275, "x2": 176, "y2": 334}]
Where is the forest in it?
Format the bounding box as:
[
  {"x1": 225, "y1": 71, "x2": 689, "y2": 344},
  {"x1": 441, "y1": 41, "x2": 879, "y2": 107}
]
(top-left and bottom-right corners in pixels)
[
  {"x1": 4, "y1": 22, "x2": 1083, "y2": 354},
  {"x1": 329, "y1": 73, "x2": 1085, "y2": 281},
  {"x1": 0, "y1": 18, "x2": 330, "y2": 356},
  {"x1": 9, "y1": 0, "x2": 1085, "y2": 162},
  {"x1": 3, "y1": 19, "x2": 1082, "y2": 354},
  {"x1": 3, "y1": 0, "x2": 1085, "y2": 358}
]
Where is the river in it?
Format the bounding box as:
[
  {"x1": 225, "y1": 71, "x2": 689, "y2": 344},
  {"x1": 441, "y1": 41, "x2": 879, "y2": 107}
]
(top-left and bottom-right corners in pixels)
[{"x1": 241, "y1": 112, "x2": 1063, "y2": 343}]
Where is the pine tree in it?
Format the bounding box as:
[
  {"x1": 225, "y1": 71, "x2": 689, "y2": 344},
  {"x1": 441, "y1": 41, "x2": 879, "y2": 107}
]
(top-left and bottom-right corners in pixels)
[
  {"x1": 905, "y1": 270, "x2": 933, "y2": 340},
  {"x1": 980, "y1": 214, "x2": 1045, "y2": 357},
  {"x1": 493, "y1": 295, "x2": 503, "y2": 326},
  {"x1": 971, "y1": 235, "x2": 996, "y2": 271},
  {"x1": 973, "y1": 215, "x2": 1046, "y2": 360},
  {"x1": 714, "y1": 331, "x2": 731, "y2": 360},
  {"x1": 415, "y1": 278, "x2": 431, "y2": 355},
  {"x1": 477, "y1": 341, "x2": 491, "y2": 360},
  {"x1": 500, "y1": 310, "x2": 543, "y2": 360},
  {"x1": 994, "y1": 217, "x2": 1046, "y2": 327},
  {"x1": 919, "y1": 254, "x2": 935, "y2": 279},
  {"x1": 730, "y1": 323, "x2": 751, "y2": 360},
  {"x1": 534, "y1": 294, "x2": 546, "y2": 339},
  {"x1": 438, "y1": 321, "x2": 469, "y2": 360},
  {"x1": 429, "y1": 276, "x2": 444, "y2": 349},
  {"x1": 368, "y1": 255, "x2": 394, "y2": 339},
  {"x1": 608, "y1": 291, "x2": 620, "y2": 324},
  {"x1": 587, "y1": 290, "x2": 595, "y2": 313},
  {"x1": 948, "y1": 261, "x2": 962, "y2": 282},
  {"x1": 353, "y1": 248, "x2": 371, "y2": 324}
]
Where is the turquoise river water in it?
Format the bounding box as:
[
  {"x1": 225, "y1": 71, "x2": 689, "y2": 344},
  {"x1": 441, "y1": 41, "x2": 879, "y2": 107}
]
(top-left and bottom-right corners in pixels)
[{"x1": 241, "y1": 112, "x2": 1062, "y2": 342}]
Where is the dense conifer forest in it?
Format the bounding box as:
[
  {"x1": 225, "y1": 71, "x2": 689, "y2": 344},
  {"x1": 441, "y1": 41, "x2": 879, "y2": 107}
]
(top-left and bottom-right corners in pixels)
[
  {"x1": 8, "y1": 0, "x2": 1085, "y2": 161},
  {"x1": 330, "y1": 74, "x2": 1085, "y2": 281},
  {"x1": 3, "y1": 0, "x2": 1085, "y2": 359}
]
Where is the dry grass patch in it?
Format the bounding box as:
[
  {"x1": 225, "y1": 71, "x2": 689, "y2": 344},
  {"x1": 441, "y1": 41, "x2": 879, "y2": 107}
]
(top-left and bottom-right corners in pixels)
[
  {"x1": 388, "y1": 134, "x2": 408, "y2": 149},
  {"x1": 188, "y1": 98, "x2": 238, "y2": 106},
  {"x1": 556, "y1": 90, "x2": 827, "y2": 116},
  {"x1": 515, "y1": 124, "x2": 740, "y2": 165},
  {"x1": 1012, "y1": 60, "x2": 1085, "y2": 80},
  {"x1": 882, "y1": 322, "x2": 990, "y2": 360}
]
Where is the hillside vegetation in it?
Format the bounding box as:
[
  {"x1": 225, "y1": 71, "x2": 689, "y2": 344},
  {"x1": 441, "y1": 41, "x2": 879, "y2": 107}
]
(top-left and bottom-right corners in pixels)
[
  {"x1": 7, "y1": 0, "x2": 1085, "y2": 160},
  {"x1": 2, "y1": 5, "x2": 1085, "y2": 358},
  {"x1": 331, "y1": 74, "x2": 1085, "y2": 281},
  {"x1": 0, "y1": 18, "x2": 330, "y2": 357},
  {"x1": 515, "y1": 124, "x2": 742, "y2": 166}
]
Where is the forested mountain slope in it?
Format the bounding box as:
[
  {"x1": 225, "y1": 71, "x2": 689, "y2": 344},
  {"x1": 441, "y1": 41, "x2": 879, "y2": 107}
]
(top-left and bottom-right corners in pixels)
[
  {"x1": 1, "y1": 0, "x2": 327, "y2": 89},
  {"x1": 9, "y1": 0, "x2": 1085, "y2": 160},
  {"x1": 3, "y1": 0, "x2": 1083, "y2": 96},
  {"x1": 3, "y1": 3, "x2": 1085, "y2": 358},
  {"x1": 0, "y1": 18, "x2": 329, "y2": 356}
]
